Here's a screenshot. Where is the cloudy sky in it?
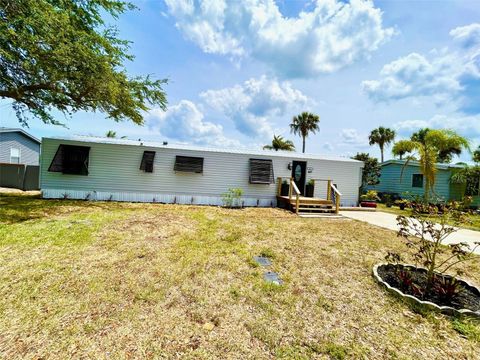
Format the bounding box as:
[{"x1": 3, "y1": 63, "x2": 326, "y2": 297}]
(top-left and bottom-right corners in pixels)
[{"x1": 2, "y1": 0, "x2": 480, "y2": 162}]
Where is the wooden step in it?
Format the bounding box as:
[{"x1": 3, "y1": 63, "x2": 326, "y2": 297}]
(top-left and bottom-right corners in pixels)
[{"x1": 297, "y1": 207, "x2": 336, "y2": 212}]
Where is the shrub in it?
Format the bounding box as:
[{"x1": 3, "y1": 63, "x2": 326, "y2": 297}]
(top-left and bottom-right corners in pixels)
[
  {"x1": 394, "y1": 203, "x2": 479, "y2": 294},
  {"x1": 222, "y1": 188, "x2": 243, "y2": 208},
  {"x1": 360, "y1": 190, "x2": 380, "y2": 202}
]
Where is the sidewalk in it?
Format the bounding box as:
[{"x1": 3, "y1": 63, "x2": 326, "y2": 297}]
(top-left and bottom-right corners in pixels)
[{"x1": 340, "y1": 210, "x2": 480, "y2": 255}]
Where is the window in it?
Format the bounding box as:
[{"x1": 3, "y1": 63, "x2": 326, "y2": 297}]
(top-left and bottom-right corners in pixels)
[
  {"x1": 249, "y1": 158, "x2": 274, "y2": 184},
  {"x1": 140, "y1": 151, "x2": 155, "y2": 173},
  {"x1": 48, "y1": 144, "x2": 90, "y2": 175},
  {"x1": 174, "y1": 156, "x2": 204, "y2": 173},
  {"x1": 10, "y1": 148, "x2": 20, "y2": 164},
  {"x1": 412, "y1": 174, "x2": 423, "y2": 188}
]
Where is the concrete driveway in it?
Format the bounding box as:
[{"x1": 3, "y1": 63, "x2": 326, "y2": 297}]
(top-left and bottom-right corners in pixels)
[{"x1": 340, "y1": 210, "x2": 480, "y2": 255}]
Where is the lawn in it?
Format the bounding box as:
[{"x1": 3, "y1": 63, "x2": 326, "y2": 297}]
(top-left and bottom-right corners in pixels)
[
  {"x1": 0, "y1": 193, "x2": 479, "y2": 359},
  {"x1": 377, "y1": 203, "x2": 480, "y2": 232}
]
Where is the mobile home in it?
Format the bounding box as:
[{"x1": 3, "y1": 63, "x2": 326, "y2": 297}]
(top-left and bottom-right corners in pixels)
[
  {"x1": 373, "y1": 160, "x2": 465, "y2": 201},
  {"x1": 40, "y1": 136, "x2": 363, "y2": 211}
]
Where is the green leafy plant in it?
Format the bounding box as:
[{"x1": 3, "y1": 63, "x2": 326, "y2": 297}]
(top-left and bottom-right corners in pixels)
[
  {"x1": 222, "y1": 188, "x2": 243, "y2": 208},
  {"x1": 307, "y1": 179, "x2": 315, "y2": 186},
  {"x1": 360, "y1": 190, "x2": 380, "y2": 202},
  {"x1": 352, "y1": 153, "x2": 381, "y2": 192},
  {"x1": 396, "y1": 203, "x2": 479, "y2": 294}
]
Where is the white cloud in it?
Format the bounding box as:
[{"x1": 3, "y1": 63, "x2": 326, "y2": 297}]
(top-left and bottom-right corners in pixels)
[
  {"x1": 450, "y1": 23, "x2": 480, "y2": 48},
  {"x1": 339, "y1": 128, "x2": 366, "y2": 146},
  {"x1": 362, "y1": 23, "x2": 480, "y2": 115},
  {"x1": 165, "y1": 0, "x2": 394, "y2": 78},
  {"x1": 200, "y1": 75, "x2": 309, "y2": 137},
  {"x1": 394, "y1": 114, "x2": 480, "y2": 139},
  {"x1": 147, "y1": 100, "x2": 239, "y2": 147}
]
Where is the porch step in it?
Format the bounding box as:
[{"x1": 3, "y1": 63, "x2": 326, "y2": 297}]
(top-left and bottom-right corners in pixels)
[
  {"x1": 295, "y1": 207, "x2": 335, "y2": 212},
  {"x1": 298, "y1": 213, "x2": 344, "y2": 218}
]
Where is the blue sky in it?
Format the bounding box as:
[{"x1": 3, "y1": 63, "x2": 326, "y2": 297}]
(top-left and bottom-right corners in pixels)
[{"x1": 2, "y1": 0, "x2": 480, "y2": 162}]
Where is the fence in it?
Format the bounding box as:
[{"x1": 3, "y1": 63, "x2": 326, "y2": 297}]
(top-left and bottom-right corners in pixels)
[{"x1": 0, "y1": 163, "x2": 39, "y2": 190}]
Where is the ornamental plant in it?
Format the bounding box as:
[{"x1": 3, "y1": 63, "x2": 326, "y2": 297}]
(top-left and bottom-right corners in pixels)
[{"x1": 393, "y1": 202, "x2": 479, "y2": 295}]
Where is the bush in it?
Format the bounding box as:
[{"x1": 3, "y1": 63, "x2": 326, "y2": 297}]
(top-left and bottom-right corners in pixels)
[
  {"x1": 391, "y1": 203, "x2": 479, "y2": 295},
  {"x1": 360, "y1": 190, "x2": 380, "y2": 202}
]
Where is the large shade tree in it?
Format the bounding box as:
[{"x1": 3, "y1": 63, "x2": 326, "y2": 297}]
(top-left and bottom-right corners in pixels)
[
  {"x1": 368, "y1": 126, "x2": 396, "y2": 163},
  {"x1": 263, "y1": 135, "x2": 295, "y2": 151},
  {"x1": 0, "y1": 0, "x2": 167, "y2": 126},
  {"x1": 398, "y1": 129, "x2": 470, "y2": 200},
  {"x1": 290, "y1": 112, "x2": 320, "y2": 153}
]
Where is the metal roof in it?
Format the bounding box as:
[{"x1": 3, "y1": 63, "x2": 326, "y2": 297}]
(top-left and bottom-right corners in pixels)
[
  {"x1": 43, "y1": 135, "x2": 363, "y2": 163},
  {"x1": 0, "y1": 128, "x2": 41, "y2": 144},
  {"x1": 380, "y1": 159, "x2": 465, "y2": 170}
]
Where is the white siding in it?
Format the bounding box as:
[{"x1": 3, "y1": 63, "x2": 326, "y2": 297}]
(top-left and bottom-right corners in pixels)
[{"x1": 40, "y1": 138, "x2": 363, "y2": 206}]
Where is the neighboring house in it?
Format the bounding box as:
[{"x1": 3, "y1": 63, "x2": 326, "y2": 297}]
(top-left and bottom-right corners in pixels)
[
  {"x1": 373, "y1": 160, "x2": 465, "y2": 202},
  {"x1": 40, "y1": 136, "x2": 364, "y2": 209},
  {"x1": 0, "y1": 128, "x2": 41, "y2": 165}
]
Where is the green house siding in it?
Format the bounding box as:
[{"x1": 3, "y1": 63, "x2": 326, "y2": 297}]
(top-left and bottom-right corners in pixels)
[{"x1": 372, "y1": 162, "x2": 458, "y2": 201}]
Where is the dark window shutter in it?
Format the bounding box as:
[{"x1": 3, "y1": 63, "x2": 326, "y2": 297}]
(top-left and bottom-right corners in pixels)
[
  {"x1": 140, "y1": 151, "x2": 155, "y2": 172},
  {"x1": 48, "y1": 145, "x2": 90, "y2": 175},
  {"x1": 249, "y1": 158, "x2": 274, "y2": 184},
  {"x1": 174, "y1": 156, "x2": 204, "y2": 173}
]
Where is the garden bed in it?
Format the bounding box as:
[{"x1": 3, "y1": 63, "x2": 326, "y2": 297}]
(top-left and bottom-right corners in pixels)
[{"x1": 374, "y1": 263, "x2": 480, "y2": 318}]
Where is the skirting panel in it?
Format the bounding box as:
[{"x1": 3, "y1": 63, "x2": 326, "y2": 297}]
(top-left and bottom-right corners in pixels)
[{"x1": 41, "y1": 189, "x2": 277, "y2": 207}]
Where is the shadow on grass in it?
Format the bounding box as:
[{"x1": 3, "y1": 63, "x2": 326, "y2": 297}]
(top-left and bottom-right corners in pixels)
[{"x1": 0, "y1": 193, "x2": 114, "y2": 224}]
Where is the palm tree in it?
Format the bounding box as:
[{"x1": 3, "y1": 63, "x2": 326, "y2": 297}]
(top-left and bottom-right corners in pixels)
[
  {"x1": 263, "y1": 135, "x2": 295, "y2": 151},
  {"x1": 106, "y1": 130, "x2": 117, "y2": 138},
  {"x1": 392, "y1": 140, "x2": 415, "y2": 160},
  {"x1": 396, "y1": 129, "x2": 470, "y2": 200},
  {"x1": 368, "y1": 127, "x2": 396, "y2": 163},
  {"x1": 290, "y1": 112, "x2": 320, "y2": 153}
]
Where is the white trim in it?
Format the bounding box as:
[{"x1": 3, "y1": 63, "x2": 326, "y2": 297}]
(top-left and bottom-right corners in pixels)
[{"x1": 10, "y1": 147, "x2": 20, "y2": 164}]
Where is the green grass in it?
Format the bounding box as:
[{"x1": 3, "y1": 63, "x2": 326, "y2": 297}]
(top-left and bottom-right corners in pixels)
[
  {"x1": 377, "y1": 203, "x2": 480, "y2": 231},
  {"x1": 0, "y1": 193, "x2": 479, "y2": 359}
]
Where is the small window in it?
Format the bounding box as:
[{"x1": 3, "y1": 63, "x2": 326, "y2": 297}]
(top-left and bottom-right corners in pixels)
[
  {"x1": 412, "y1": 174, "x2": 423, "y2": 188},
  {"x1": 140, "y1": 151, "x2": 155, "y2": 173},
  {"x1": 48, "y1": 144, "x2": 90, "y2": 175},
  {"x1": 249, "y1": 158, "x2": 274, "y2": 184},
  {"x1": 10, "y1": 148, "x2": 20, "y2": 164},
  {"x1": 174, "y1": 156, "x2": 204, "y2": 173}
]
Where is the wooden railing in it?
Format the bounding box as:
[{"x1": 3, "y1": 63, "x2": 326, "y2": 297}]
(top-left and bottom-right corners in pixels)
[
  {"x1": 276, "y1": 176, "x2": 301, "y2": 214},
  {"x1": 330, "y1": 183, "x2": 342, "y2": 214},
  {"x1": 276, "y1": 176, "x2": 342, "y2": 214}
]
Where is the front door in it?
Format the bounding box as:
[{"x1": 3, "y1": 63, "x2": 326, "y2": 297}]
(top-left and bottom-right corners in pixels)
[{"x1": 291, "y1": 161, "x2": 307, "y2": 195}]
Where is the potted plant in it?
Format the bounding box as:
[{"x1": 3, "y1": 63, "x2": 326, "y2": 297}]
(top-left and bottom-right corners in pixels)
[
  {"x1": 395, "y1": 199, "x2": 408, "y2": 210},
  {"x1": 360, "y1": 190, "x2": 380, "y2": 208},
  {"x1": 280, "y1": 180, "x2": 290, "y2": 196},
  {"x1": 305, "y1": 179, "x2": 315, "y2": 198}
]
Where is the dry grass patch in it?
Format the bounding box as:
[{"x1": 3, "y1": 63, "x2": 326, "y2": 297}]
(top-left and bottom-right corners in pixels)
[{"x1": 0, "y1": 194, "x2": 479, "y2": 359}]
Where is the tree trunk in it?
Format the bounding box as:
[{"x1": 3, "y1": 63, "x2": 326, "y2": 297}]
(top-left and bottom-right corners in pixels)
[
  {"x1": 380, "y1": 145, "x2": 384, "y2": 163},
  {"x1": 302, "y1": 137, "x2": 306, "y2": 153}
]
